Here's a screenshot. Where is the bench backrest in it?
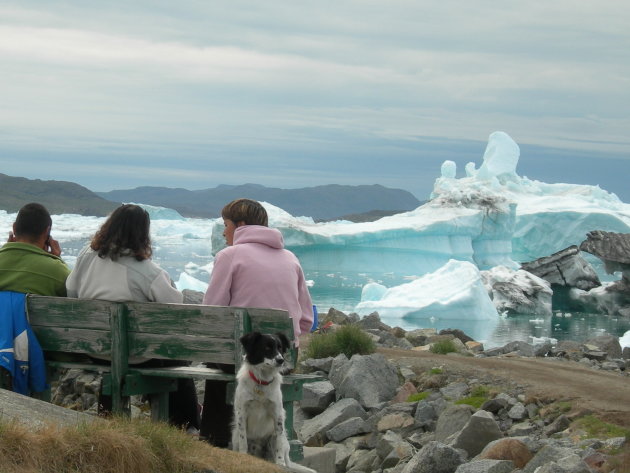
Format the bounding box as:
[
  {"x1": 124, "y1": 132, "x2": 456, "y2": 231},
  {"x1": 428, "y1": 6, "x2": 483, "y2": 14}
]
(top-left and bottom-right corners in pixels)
[{"x1": 26, "y1": 295, "x2": 296, "y2": 368}]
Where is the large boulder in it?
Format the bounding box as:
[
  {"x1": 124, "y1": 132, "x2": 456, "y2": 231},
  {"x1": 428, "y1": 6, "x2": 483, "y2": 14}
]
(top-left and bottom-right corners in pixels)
[
  {"x1": 481, "y1": 266, "x2": 553, "y2": 316},
  {"x1": 521, "y1": 245, "x2": 600, "y2": 290},
  {"x1": 299, "y1": 397, "x2": 368, "y2": 446},
  {"x1": 401, "y1": 441, "x2": 466, "y2": 473},
  {"x1": 299, "y1": 380, "x2": 336, "y2": 415},
  {"x1": 435, "y1": 404, "x2": 475, "y2": 442},
  {"x1": 477, "y1": 438, "x2": 533, "y2": 469},
  {"x1": 329, "y1": 353, "x2": 400, "y2": 409},
  {"x1": 448, "y1": 410, "x2": 503, "y2": 457}
]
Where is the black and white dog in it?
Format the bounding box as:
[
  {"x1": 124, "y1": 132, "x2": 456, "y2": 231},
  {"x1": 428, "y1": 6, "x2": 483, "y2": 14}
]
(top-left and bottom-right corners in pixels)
[{"x1": 232, "y1": 332, "x2": 315, "y2": 473}]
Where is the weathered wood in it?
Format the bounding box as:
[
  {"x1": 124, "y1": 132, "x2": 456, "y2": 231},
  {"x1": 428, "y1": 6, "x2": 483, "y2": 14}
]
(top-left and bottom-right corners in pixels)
[
  {"x1": 128, "y1": 333, "x2": 235, "y2": 363},
  {"x1": 110, "y1": 303, "x2": 129, "y2": 415},
  {"x1": 32, "y1": 327, "x2": 111, "y2": 355},
  {"x1": 27, "y1": 296, "x2": 111, "y2": 330}
]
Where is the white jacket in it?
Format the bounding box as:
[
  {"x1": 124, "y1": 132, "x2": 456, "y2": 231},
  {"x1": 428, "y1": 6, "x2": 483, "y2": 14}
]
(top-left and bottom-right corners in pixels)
[{"x1": 66, "y1": 246, "x2": 182, "y2": 303}]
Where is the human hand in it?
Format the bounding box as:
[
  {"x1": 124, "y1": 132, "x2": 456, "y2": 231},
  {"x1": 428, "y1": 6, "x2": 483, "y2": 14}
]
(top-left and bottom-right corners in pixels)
[
  {"x1": 8, "y1": 231, "x2": 16, "y2": 242},
  {"x1": 47, "y1": 236, "x2": 62, "y2": 257}
]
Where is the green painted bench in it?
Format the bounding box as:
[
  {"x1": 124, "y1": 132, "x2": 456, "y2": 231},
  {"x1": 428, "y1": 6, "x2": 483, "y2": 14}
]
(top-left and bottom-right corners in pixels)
[{"x1": 16, "y1": 295, "x2": 320, "y2": 458}]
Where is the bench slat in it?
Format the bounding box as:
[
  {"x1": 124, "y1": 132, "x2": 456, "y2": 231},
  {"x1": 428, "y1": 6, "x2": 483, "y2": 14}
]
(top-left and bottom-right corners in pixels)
[
  {"x1": 128, "y1": 333, "x2": 236, "y2": 364},
  {"x1": 33, "y1": 326, "x2": 111, "y2": 355},
  {"x1": 28, "y1": 296, "x2": 111, "y2": 330}
]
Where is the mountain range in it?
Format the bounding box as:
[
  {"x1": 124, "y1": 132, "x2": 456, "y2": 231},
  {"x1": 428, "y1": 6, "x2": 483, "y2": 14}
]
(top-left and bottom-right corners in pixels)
[{"x1": 0, "y1": 174, "x2": 422, "y2": 220}]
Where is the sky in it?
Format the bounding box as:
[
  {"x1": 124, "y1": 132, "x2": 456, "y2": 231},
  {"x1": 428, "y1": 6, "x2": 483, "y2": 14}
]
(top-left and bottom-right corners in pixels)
[{"x1": 1, "y1": 1, "x2": 629, "y2": 202}]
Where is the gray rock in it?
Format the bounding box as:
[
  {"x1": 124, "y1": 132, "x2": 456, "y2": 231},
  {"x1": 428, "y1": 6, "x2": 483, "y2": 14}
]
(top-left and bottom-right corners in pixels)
[
  {"x1": 301, "y1": 356, "x2": 335, "y2": 374},
  {"x1": 586, "y1": 333, "x2": 622, "y2": 359},
  {"x1": 357, "y1": 312, "x2": 393, "y2": 331},
  {"x1": 326, "y1": 416, "x2": 367, "y2": 442},
  {"x1": 534, "y1": 341, "x2": 553, "y2": 357},
  {"x1": 502, "y1": 341, "x2": 535, "y2": 357},
  {"x1": 521, "y1": 245, "x2": 601, "y2": 290},
  {"x1": 507, "y1": 402, "x2": 527, "y2": 420},
  {"x1": 300, "y1": 397, "x2": 368, "y2": 446},
  {"x1": 382, "y1": 440, "x2": 414, "y2": 469},
  {"x1": 346, "y1": 448, "x2": 380, "y2": 472},
  {"x1": 405, "y1": 329, "x2": 437, "y2": 346},
  {"x1": 556, "y1": 453, "x2": 593, "y2": 473},
  {"x1": 414, "y1": 401, "x2": 437, "y2": 429},
  {"x1": 435, "y1": 404, "x2": 475, "y2": 442},
  {"x1": 544, "y1": 414, "x2": 571, "y2": 436},
  {"x1": 480, "y1": 398, "x2": 507, "y2": 414},
  {"x1": 522, "y1": 445, "x2": 576, "y2": 473},
  {"x1": 300, "y1": 380, "x2": 336, "y2": 415},
  {"x1": 324, "y1": 439, "x2": 361, "y2": 473},
  {"x1": 508, "y1": 421, "x2": 536, "y2": 436},
  {"x1": 449, "y1": 410, "x2": 503, "y2": 457},
  {"x1": 603, "y1": 436, "x2": 626, "y2": 449},
  {"x1": 439, "y1": 329, "x2": 474, "y2": 344},
  {"x1": 454, "y1": 459, "x2": 514, "y2": 473},
  {"x1": 329, "y1": 353, "x2": 400, "y2": 409},
  {"x1": 377, "y1": 430, "x2": 405, "y2": 459},
  {"x1": 439, "y1": 382, "x2": 469, "y2": 401},
  {"x1": 401, "y1": 441, "x2": 466, "y2": 473}
]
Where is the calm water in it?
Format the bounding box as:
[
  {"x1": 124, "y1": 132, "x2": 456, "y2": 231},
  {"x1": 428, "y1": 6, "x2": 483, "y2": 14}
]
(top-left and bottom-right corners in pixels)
[{"x1": 306, "y1": 270, "x2": 630, "y2": 349}]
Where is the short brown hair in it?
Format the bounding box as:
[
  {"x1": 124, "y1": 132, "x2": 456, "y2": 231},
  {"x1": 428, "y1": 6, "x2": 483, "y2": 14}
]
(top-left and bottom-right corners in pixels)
[
  {"x1": 91, "y1": 204, "x2": 152, "y2": 261},
  {"x1": 221, "y1": 198, "x2": 268, "y2": 226}
]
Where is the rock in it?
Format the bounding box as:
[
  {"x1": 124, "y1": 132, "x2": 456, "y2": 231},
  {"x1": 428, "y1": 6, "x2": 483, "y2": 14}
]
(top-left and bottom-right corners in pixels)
[
  {"x1": 382, "y1": 439, "x2": 414, "y2": 469},
  {"x1": 300, "y1": 357, "x2": 335, "y2": 374},
  {"x1": 502, "y1": 341, "x2": 535, "y2": 357},
  {"x1": 439, "y1": 382, "x2": 469, "y2": 401},
  {"x1": 477, "y1": 438, "x2": 533, "y2": 469},
  {"x1": 357, "y1": 312, "x2": 392, "y2": 331},
  {"x1": 580, "y1": 231, "x2": 630, "y2": 265},
  {"x1": 522, "y1": 445, "x2": 575, "y2": 473},
  {"x1": 507, "y1": 402, "x2": 527, "y2": 420},
  {"x1": 377, "y1": 412, "x2": 415, "y2": 432},
  {"x1": 346, "y1": 447, "x2": 380, "y2": 472},
  {"x1": 326, "y1": 416, "x2": 367, "y2": 442},
  {"x1": 435, "y1": 405, "x2": 475, "y2": 442},
  {"x1": 377, "y1": 430, "x2": 405, "y2": 459},
  {"x1": 391, "y1": 382, "x2": 418, "y2": 404},
  {"x1": 585, "y1": 334, "x2": 622, "y2": 359},
  {"x1": 300, "y1": 397, "x2": 368, "y2": 446},
  {"x1": 324, "y1": 307, "x2": 359, "y2": 325},
  {"x1": 300, "y1": 380, "x2": 336, "y2": 415},
  {"x1": 414, "y1": 401, "x2": 438, "y2": 429},
  {"x1": 439, "y1": 329, "x2": 474, "y2": 344},
  {"x1": 482, "y1": 267, "x2": 553, "y2": 315},
  {"x1": 405, "y1": 329, "x2": 437, "y2": 346},
  {"x1": 449, "y1": 410, "x2": 503, "y2": 457},
  {"x1": 182, "y1": 289, "x2": 204, "y2": 304},
  {"x1": 466, "y1": 341, "x2": 484, "y2": 353},
  {"x1": 329, "y1": 353, "x2": 400, "y2": 409},
  {"x1": 521, "y1": 245, "x2": 601, "y2": 291},
  {"x1": 507, "y1": 421, "x2": 536, "y2": 436},
  {"x1": 544, "y1": 414, "x2": 571, "y2": 436},
  {"x1": 480, "y1": 398, "x2": 507, "y2": 414},
  {"x1": 454, "y1": 459, "x2": 515, "y2": 473},
  {"x1": 401, "y1": 441, "x2": 466, "y2": 473},
  {"x1": 324, "y1": 439, "x2": 360, "y2": 473}
]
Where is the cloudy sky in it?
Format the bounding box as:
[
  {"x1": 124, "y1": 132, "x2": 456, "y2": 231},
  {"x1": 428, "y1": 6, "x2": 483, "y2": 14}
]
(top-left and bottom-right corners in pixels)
[{"x1": 1, "y1": 1, "x2": 629, "y2": 201}]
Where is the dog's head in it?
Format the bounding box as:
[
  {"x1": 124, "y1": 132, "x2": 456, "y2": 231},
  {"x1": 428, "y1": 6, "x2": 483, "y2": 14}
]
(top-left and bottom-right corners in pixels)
[{"x1": 240, "y1": 331, "x2": 291, "y2": 368}]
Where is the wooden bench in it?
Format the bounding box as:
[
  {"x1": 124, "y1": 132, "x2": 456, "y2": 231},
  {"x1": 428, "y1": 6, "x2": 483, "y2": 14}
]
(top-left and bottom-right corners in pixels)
[{"x1": 10, "y1": 295, "x2": 320, "y2": 459}]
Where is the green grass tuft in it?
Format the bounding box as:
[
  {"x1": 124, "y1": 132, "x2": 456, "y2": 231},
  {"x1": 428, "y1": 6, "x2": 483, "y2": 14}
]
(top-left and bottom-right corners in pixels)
[
  {"x1": 572, "y1": 415, "x2": 630, "y2": 441},
  {"x1": 429, "y1": 340, "x2": 457, "y2": 355},
  {"x1": 428, "y1": 367, "x2": 443, "y2": 375},
  {"x1": 304, "y1": 324, "x2": 376, "y2": 359},
  {"x1": 406, "y1": 391, "x2": 430, "y2": 403},
  {"x1": 455, "y1": 396, "x2": 488, "y2": 409}
]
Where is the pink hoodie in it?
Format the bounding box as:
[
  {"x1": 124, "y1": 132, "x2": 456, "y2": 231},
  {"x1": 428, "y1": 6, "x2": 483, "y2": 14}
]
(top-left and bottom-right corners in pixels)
[{"x1": 202, "y1": 225, "x2": 313, "y2": 346}]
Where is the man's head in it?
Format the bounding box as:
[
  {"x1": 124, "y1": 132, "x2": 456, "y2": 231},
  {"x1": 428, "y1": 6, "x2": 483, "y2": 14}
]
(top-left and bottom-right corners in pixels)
[{"x1": 13, "y1": 203, "x2": 52, "y2": 243}]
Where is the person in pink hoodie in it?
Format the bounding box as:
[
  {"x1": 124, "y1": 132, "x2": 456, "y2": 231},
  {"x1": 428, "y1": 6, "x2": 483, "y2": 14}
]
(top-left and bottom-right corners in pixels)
[{"x1": 200, "y1": 198, "x2": 314, "y2": 447}]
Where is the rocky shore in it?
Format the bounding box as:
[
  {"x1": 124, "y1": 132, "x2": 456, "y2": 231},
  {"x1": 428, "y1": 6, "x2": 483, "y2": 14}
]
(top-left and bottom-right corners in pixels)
[{"x1": 52, "y1": 307, "x2": 630, "y2": 473}]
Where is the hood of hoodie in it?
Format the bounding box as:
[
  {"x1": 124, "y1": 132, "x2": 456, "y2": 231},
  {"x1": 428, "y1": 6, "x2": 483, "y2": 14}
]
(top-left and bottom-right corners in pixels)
[{"x1": 232, "y1": 225, "x2": 284, "y2": 249}]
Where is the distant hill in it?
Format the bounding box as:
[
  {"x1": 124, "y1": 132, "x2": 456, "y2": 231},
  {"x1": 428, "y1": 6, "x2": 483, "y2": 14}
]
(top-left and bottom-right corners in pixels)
[
  {"x1": 0, "y1": 174, "x2": 120, "y2": 216},
  {"x1": 97, "y1": 183, "x2": 421, "y2": 219}
]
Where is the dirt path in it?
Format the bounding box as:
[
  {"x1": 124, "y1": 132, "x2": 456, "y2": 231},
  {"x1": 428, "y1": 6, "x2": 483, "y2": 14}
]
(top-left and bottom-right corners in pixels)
[{"x1": 378, "y1": 347, "x2": 630, "y2": 428}]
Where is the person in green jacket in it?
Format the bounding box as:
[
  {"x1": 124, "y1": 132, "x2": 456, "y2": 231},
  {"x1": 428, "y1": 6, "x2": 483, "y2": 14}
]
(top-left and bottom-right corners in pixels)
[{"x1": 0, "y1": 203, "x2": 70, "y2": 296}]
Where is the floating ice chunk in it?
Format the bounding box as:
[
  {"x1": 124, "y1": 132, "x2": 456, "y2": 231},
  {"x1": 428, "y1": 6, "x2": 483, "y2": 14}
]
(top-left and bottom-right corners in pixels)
[
  {"x1": 355, "y1": 260, "x2": 498, "y2": 323},
  {"x1": 620, "y1": 330, "x2": 630, "y2": 349},
  {"x1": 361, "y1": 282, "x2": 387, "y2": 302},
  {"x1": 529, "y1": 318, "x2": 544, "y2": 323},
  {"x1": 175, "y1": 272, "x2": 209, "y2": 292}
]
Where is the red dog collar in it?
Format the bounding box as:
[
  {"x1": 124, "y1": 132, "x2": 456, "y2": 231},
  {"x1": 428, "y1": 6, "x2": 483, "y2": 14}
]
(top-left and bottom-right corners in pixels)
[{"x1": 249, "y1": 370, "x2": 273, "y2": 386}]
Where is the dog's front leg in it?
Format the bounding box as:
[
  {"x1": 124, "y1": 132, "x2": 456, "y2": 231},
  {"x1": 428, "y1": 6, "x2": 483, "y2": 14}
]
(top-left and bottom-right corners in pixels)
[
  {"x1": 231, "y1": 400, "x2": 248, "y2": 454},
  {"x1": 272, "y1": 404, "x2": 288, "y2": 465}
]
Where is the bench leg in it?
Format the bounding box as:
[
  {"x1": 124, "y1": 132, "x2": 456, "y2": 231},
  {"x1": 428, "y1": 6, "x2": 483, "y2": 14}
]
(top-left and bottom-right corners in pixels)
[{"x1": 150, "y1": 392, "x2": 170, "y2": 422}]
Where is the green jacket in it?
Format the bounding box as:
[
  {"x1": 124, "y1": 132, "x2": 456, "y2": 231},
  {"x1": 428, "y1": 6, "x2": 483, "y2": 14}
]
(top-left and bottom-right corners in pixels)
[{"x1": 0, "y1": 242, "x2": 70, "y2": 296}]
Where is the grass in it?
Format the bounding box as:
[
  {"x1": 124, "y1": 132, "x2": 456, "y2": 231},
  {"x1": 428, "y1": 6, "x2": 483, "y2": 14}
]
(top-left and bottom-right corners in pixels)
[
  {"x1": 428, "y1": 367, "x2": 443, "y2": 375},
  {"x1": 303, "y1": 324, "x2": 376, "y2": 359},
  {"x1": 406, "y1": 391, "x2": 430, "y2": 403},
  {"x1": 455, "y1": 396, "x2": 487, "y2": 409},
  {"x1": 0, "y1": 416, "x2": 284, "y2": 473},
  {"x1": 429, "y1": 340, "x2": 457, "y2": 355},
  {"x1": 572, "y1": 415, "x2": 630, "y2": 442}
]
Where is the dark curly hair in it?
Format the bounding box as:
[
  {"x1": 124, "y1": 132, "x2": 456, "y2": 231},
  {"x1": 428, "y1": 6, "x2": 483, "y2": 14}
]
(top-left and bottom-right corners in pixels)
[{"x1": 91, "y1": 204, "x2": 152, "y2": 261}]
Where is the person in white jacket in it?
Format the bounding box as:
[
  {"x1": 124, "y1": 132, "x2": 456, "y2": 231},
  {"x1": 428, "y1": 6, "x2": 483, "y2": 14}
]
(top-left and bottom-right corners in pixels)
[{"x1": 66, "y1": 204, "x2": 198, "y2": 431}]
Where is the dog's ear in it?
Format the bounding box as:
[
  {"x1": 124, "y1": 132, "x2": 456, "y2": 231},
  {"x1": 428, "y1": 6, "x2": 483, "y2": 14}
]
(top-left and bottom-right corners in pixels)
[
  {"x1": 275, "y1": 332, "x2": 291, "y2": 353},
  {"x1": 240, "y1": 332, "x2": 261, "y2": 352}
]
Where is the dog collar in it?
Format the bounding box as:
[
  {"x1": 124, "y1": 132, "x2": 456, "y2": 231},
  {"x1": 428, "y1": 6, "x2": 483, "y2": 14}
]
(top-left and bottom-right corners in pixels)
[{"x1": 249, "y1": 370, "x2": 273, "y2": 386}]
